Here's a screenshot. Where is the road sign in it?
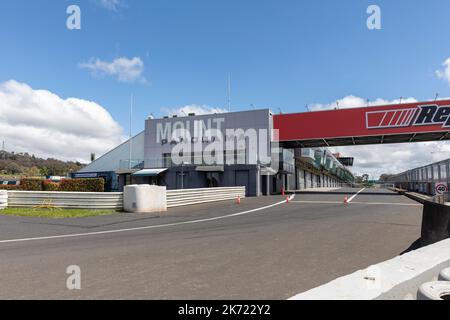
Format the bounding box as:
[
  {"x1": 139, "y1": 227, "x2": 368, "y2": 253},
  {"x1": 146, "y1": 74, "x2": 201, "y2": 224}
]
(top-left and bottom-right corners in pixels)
[{"x1": 435, "y1": 183, "x2": 448, "y2": 195}]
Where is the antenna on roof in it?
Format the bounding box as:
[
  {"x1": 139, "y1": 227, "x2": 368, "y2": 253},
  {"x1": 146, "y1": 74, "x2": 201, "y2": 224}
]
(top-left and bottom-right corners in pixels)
[
  {"x1": 366, "y1": 99, "x2": 370, "y2": 107},
  {"x1": 305, "y1": 104, "x2": 310, "y2": 112},
  {"x1": 129, "y1": 93, "x2": 133, "y2": 169},
  {"x1": 227, "y1": 73, "x2": 231, "y2": 112},
  {"x1": 399, "y1": 97, "x2": 403, "y2": 104},
  {"x1": 435, "y1": 93, "x2": 439, "y2": 101},
  {"x1": 336, "y1": 101, "x2": 340, "y2": 110}
]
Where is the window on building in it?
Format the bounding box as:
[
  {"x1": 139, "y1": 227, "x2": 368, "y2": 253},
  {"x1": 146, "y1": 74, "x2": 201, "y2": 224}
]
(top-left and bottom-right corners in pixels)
[
  {"x1": 433, "y1": 166, "x2": 439, "y2": 180},
  {"x1": 441, "y1": 164, "x2": 447, "y2": 180},
  {"x1": 427, "y1": 167, "x2": 432, "y2": 180}
]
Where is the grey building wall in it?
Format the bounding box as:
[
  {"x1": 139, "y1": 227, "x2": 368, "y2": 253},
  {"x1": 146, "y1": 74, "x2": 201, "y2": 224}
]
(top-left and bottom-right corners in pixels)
[{"x1": 144, "y1": 109, "x2": 273, "y2": 165}]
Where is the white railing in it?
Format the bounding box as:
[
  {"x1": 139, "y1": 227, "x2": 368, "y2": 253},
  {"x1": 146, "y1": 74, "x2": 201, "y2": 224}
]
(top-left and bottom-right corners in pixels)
[
  {"x1": 0, "y1": 191, "x2": 7, "y2": 210},
  {"x1": 6, "y1": 191, "x2": 123, "y2": 210},
  {"x1": 167, "y1": 187, "x2": 246, "y2": 208},
  {"x1": 5, "y1": 187, "x2": 246, "y2": 210}
]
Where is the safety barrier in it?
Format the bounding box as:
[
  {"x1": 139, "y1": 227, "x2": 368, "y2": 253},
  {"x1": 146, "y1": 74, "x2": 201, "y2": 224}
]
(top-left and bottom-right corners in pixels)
[
  {"x1": 6, "y1": 191, "x2": 123, "y2": 210},
  {"x1": 0, "y1": 191, "x2": 7, "y2": 210},
  {"x1": 290, "y1": 238, "x2": 450, "y2": 300},
  {"x1": 421, "y1": 192, "x2": 450, "y2": 247},
  {"x1": 166, "y1": 187, "x2": 246, "y2": 208},
  {"x1": 5, "y1": 187, "x2": 246, "y2": 211}
]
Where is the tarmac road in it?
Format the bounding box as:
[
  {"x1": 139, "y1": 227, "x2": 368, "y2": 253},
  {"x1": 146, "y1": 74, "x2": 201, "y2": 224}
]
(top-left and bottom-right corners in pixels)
[{"x1": 0, "y1": 188, "x2": 423, "y2": 299}]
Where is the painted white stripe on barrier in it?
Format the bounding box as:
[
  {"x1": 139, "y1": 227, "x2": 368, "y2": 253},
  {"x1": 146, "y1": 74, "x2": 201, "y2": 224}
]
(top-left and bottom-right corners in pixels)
[{"x1": 0, "y1": 195, "x2": 295, "y2": 244}]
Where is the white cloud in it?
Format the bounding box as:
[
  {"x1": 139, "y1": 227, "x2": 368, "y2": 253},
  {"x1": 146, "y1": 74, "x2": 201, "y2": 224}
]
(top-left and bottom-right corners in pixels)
[
  {"x1": 162, "y1": 104, "x2": 228, "y2": 117},
  {"x1": 332, "y1": 142, "x2": 450, "y2": 180},
  {"x1": 93, "y1": 0, "x2": 124, "y2": 11},
  {"x1": 310, "y1": 95, "x2": 418, "y2": 111},
  {"x1": 436, "y1": 58, "x2": 450, "y2": 85},
  {"x1": 0, "y1": 80, "x2": 123, "y2": 162},
  {"x1": 79, "y1": 57, "x2": 148, "y2": 84}
]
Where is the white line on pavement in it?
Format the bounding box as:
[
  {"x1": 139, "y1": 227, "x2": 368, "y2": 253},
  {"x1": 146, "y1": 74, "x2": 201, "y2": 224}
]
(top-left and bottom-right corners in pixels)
[
  {"x1": 290, "y1": 200, "x2": 421, "y2": 206},
  {"x1": 0, "y1": 195, "x2": 295, "y2": 245},
  {"x1": 350, "y1": 201, "x2": 421, "y2": 206},
  {"x1": 347, "y1": 188, "x2": 366, "y2": 203}
]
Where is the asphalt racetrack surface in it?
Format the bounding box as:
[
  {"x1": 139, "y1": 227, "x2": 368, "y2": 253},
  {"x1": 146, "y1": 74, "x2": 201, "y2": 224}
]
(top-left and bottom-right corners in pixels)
[{"x1": 0, "y1": 188, "x2": 423, "y2": 299}]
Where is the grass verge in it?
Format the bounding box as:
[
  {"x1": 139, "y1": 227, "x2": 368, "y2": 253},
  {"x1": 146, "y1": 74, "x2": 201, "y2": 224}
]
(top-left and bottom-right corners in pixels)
[{"x1": 0, "y1": 208, "x2": 118, "y2": 219}]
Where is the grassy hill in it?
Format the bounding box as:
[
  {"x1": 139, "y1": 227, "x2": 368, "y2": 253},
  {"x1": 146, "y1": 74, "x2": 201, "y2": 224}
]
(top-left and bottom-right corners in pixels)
[{"x1": 0, "y1": 150, "x2": 85, "y2": 178}]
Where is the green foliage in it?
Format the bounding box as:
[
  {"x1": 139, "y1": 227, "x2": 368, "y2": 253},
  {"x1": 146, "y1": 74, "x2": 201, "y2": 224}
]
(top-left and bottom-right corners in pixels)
[
  {"x1": 0, "y1": 150, "x2": 85, "y2": 177},
  {"x1": 20, "y1": 178, "x2": 43, "y2": 191},
  {"x1": 0, "y1": 185, "x2": 22, "y2": 190},
  {"x1": 42, "y1": 180, "x2": 60, "y2": 191},
  {"x1": 2, "y1": 178, "x2": 105, "y2": 192},
  {"x1": 58, "y1": 178, "x2": 105, "y2": 192}
]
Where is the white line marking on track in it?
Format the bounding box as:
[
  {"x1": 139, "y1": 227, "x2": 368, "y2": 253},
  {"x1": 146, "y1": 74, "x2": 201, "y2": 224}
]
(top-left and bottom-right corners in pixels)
[
  {"x1": 0, "y1": 195, "x2": 295, "y2": 245},
  {"x1": 350, "y1": 201, "x2": 421, "y2": 206},
  {"x1": 290, "y1": 200, "x2": 421, "y2": 206},
  {"x1": 347, "y1": 188, "x2": 366, "y2": 203}
]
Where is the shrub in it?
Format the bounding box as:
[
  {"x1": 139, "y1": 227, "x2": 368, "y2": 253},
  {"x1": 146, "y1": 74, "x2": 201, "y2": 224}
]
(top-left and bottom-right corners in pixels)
[
  {"x1": 58, "y1": 178, "x2": 105, "y2": 192},
  {"x1": 0, "y1": 185, "x2": 22, "y2": 190},
  {"x1": 20, "y1": 178, "x2": 43, "y2": 191},
  {"x1": 42, "y1": 180, "x2": 60, "y2": 191}
]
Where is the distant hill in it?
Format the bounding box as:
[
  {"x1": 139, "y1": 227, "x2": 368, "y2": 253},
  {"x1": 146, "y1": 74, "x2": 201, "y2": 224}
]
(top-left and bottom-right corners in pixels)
[{"x1": 0, "y1": 150, "x2": 85, "y2": 178}]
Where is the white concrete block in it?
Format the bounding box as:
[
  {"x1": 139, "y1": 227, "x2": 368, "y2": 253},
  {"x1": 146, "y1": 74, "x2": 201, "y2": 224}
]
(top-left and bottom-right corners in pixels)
[
  {"x1": 124, "y1": 185, "x2": 167, "y2": 213},
  {"x1": 0, "y1": 190, "x2": 7, "y2": 210}
]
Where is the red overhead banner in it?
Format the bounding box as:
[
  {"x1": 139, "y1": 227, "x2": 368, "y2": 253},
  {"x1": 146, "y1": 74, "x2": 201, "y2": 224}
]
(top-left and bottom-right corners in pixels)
[{"x1": 274, "y1": 99, "x2": 450, "y2": 142}]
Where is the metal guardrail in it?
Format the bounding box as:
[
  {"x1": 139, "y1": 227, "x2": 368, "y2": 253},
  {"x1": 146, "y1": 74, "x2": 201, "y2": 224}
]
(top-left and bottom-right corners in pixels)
[
  {"x1": 6, "y1": 191, "x2": 123, "y2": 210},
  {"x1": 166, "y1": 187, "x2": 246, "y2": 208},
  {"x1": 0, "y1": 191, "x2": 7, "y2": 210},
  {"x1": 5, "y1": 187, "x2": 246, "y2": 210}
]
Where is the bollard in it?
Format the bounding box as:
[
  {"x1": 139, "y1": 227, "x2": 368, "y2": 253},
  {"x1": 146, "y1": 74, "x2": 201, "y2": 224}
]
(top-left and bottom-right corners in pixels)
[{"x1": 343, "y1": 196, "x2": 348, "y2": 205}]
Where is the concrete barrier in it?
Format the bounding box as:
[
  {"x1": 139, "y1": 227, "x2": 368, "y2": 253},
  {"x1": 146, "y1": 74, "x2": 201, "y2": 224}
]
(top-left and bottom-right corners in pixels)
[
  {"x1": 289, "y1": 238, "x2": 450, "y2": 300},
  {"x1": 166, "y1": 187, "x2": 246, "y2": 208},
  {"x1": 0, "y1": 191, "x2": 7, "y2": 210},
  {"x1": 6, "y1": 191, "x2": 123, "y2": 210},
  {"x1": 124, "y1": 185, "x2": 167, "y2": 213},
  {"x1": 421, "y1": 193, "x2": 450, "y2": 247}
]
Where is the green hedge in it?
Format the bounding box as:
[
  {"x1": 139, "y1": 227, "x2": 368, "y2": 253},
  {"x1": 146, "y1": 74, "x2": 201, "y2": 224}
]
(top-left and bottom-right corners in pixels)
[
  {"x1": 0, "y1": 185, "x2": 22, "y2": 190},
  {"x1": 20, "y1": 178, "x2": 43, "y2": 191},
  {"x1": 1, "y1": 178, "x2": 105, "y2": 192},
  {"x1": 42, "y1": 180, "x2": 60, "y2": 191},
  {"x1": 58, "y1": 178, "x2": 105, "y2": 192}
]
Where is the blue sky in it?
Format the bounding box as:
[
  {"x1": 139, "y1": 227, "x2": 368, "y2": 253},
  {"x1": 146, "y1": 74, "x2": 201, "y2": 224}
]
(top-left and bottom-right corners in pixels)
[{"x1": 1, "y1": 0, "x2": 450, "y2": 176}]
